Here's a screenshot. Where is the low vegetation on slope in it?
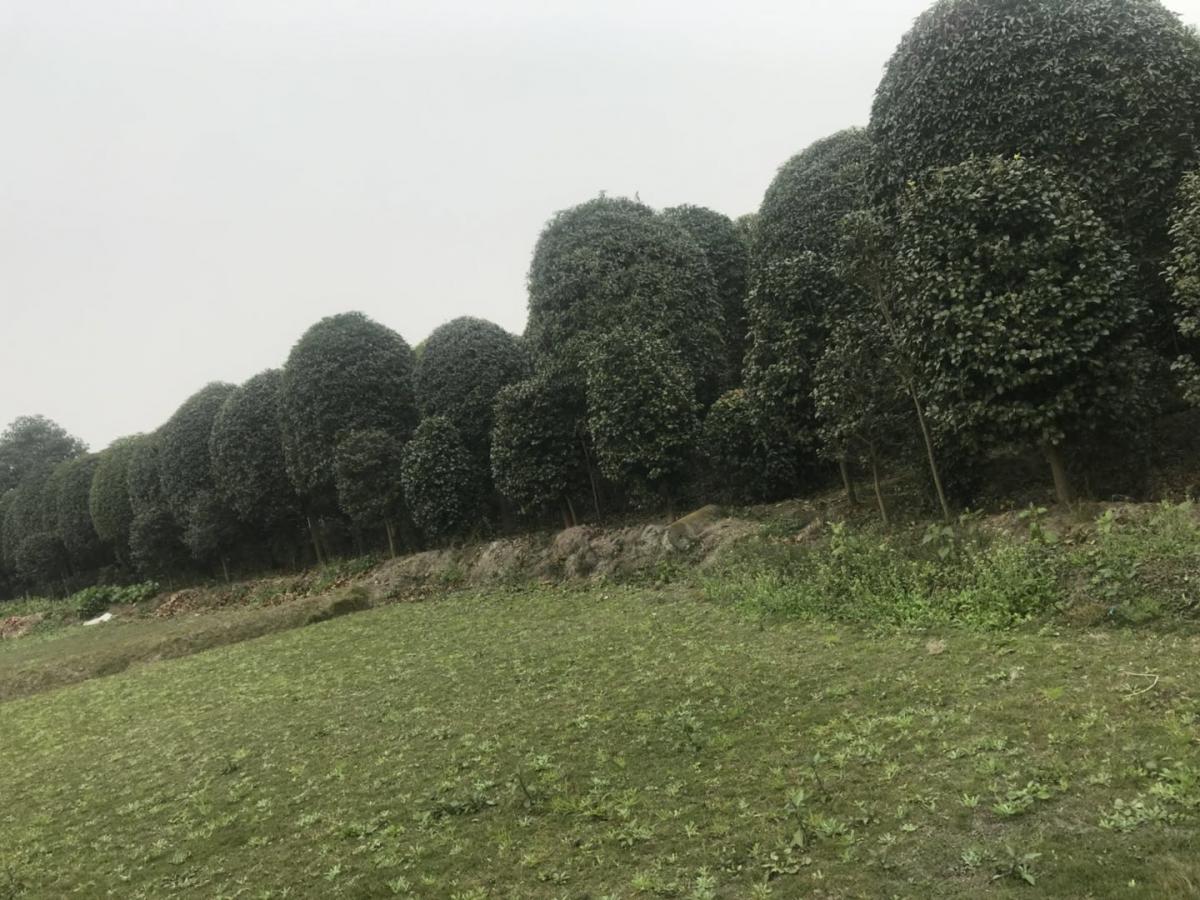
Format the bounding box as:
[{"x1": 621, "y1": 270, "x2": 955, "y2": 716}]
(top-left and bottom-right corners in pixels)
[{"x1": 2, "y1": 586, "x2": 1200, "y2": 898}]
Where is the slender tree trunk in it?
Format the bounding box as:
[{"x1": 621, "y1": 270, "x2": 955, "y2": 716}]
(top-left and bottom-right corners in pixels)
[
  {"x1": 869, "y1": 446, "x2": 890, "y2": 527},
  {"x1": 908, "y1": 387, "x2": 951, "y2": 521},
  {"x1": 839, "y1": 457, "x2": 859, "y2": 507},
  {"x1": 220, "y1": 556, "x2": 230, "y2": 583},
  {"x1": 1043, "y1": 443, "x2": 1074, "y2": 506},
  {"x1": 563, "y1": 495, "x2": 578, "y2": 528},
  {"x1": 306, "y1": 514, "x2": 326, "y2": 567},
  {"x1": 579, "y1": 432, "x2": 602, "y2": 519},
  {"x1": 384, "y1": 520, "x2": 397, "y2": 559}
]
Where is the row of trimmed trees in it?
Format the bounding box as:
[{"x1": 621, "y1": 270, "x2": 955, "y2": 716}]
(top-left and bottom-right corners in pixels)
[{"x1": 4, "y1": 0, "x2": 1200, "y2": 599}]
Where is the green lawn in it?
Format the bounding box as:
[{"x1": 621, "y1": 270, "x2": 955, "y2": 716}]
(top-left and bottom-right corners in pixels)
[{"x1": 2, "y1": 584, "x2": 1198, "y2": 898}]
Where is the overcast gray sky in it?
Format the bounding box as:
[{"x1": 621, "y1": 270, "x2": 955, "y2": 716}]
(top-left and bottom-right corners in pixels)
[{"x1": 3, "y1": 0, "x2": 1199, "y2": 450}]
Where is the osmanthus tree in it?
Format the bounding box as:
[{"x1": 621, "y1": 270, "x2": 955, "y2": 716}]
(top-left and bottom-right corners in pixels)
[
  {"x1": 14, "y1": 532, "x2": 69, "y2": 595},
  {"x1": 893, "y1": 155, "x2": 1156, "y2": 505},
  {"x1": 413, "y1": 317, "x2": 527, "y2": 457},
  {"x1": 209, "y1": 370, "x2": 300, "y2": 537},
  {"x1": 490, "y1": 373, "x2": 590, "y2": 525},
  {"x1": 525, "y1": 196, "x2": 725, "y2": 403},
  {"x1": 52, "y1": 453, "x2": 107, "y2": 572},
  {"x1": 661, "y1": 205, "x2": 750, "y2": 388},
  {"x1": 280, "y1": 312, "x2": 419, "y2": 560},
  {"x1": 89, "y1": 437, "x2": 138, "y2": 566},
  {"x1": 812, "y1": 308, "x2": 910, "y2": 525},
  {"x1": 333, "y1": 429, "x2": 408, "y2": 557},
  {"x1": 401, "y1": 417, "x2": 486, "y2": 543},
  {"x1": 0, "y1": 415, "x2": 86, "y2": 494},
  {"x1": 1167, "y1": 171, "x2": 1200, "y2": 404},
  {"x1": 743, "y1": 129, "x2": 873, "y2": 496},
  {"x1": 126, "y1": 433, "x2": 189, "y2": 579},
  {"x1": 701, "y1": 389, "x2": 771, "y2": 503},
  {"x1": 869, "y1": 0, "x2": 1200, "y2": 345},
  {"x1": 584, "y1": 329, "x2": 699, "y2": 512}
]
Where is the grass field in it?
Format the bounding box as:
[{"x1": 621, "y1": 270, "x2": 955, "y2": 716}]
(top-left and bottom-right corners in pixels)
[{"x1": 3, "y1": 581, "x2": 1200, "y2": 898}]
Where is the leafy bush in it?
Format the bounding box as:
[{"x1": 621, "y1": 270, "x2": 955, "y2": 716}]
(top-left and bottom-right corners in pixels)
[
  {"x1": 71, "y1": 581, "x2": 161, "y2": 620},
  {"x1": 334, "y1": 429, "x2": 407, "y2": 555},
  {"x1": 158, "y1": 383, "x2": 235, "y2": 522},
  {"x1": 89, "y1": 437, "x2": 138, "y2": 563},
  {"x1": 701, "y1": 389, "x2": 769, "y2": 503},
  {"x1": 401, "y1": 417, "x2": 486, "y2": 542},
  {"x1": 870, "y1": 0, "x2": 1200, "y2": 342},
  {"x1": 14, "y1": 532, "x2": 69, "y2": 594},
  {"x1": 1168, "y1": 171, "x2": 1200, "y2": 403},
  {"x1": 413, "y1": 317, "x2": 527, "y2": 455},
  {"x1": 53, "y1": 454, "x2": 106, "y2": 570}
]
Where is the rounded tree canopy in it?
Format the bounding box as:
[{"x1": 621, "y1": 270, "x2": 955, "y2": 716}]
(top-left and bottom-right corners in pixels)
[
  {"x1": 870, "y1": 0, "x2": 1200, "y2": 302},
  {"x1": 89, "y1": 437, "x2": 139, "y2": 555},
  {"x1": 525, "y1": 196, "x2": 725, "y2": 400},
  {"x1": 158, "y1": 382, "x2": 235, "y2": 522},
  {"x1": 401, "y1": 416, "x2": 485, "y2": 541},
  {"x1": 413, "y1": 317, "x2": 527, "y2": 451},
  {"x1": 755, "y1": 128, "x2": 871, "y2": 263},
  {"x1": 53, "y1": 453, "x2": 105, "y2": 569},
  {"x1": 210, "y1": 369, "x2": 298, "y2": 527},
  {"x1": 280, "y1": 312, "x2": 418, "y2": 501},
  {"x1": 0, "y1": 415, "x2": 86, "y2": 494},
  {"x1": 126, "y1": 432, "x2": 166, "y2": 517},
  {"x1": 894, "y1": 155, "x2": 1155, "y2": 454}
]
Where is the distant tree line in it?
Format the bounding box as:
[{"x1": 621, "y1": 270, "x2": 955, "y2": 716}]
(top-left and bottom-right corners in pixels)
[{"x1": 3, "y1": 0, "x2": 1200, "y2": 599}]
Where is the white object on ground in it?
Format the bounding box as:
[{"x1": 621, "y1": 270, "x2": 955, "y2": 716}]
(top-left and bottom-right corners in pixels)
[{"x1": 84, "y1": 612, "x2": 114, "y2": 626}]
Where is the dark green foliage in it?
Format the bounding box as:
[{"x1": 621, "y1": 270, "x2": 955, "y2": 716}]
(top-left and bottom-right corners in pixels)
[
  {"x1": 0, "y1": 415, "x2": 86, "y2": 494},
  {"x1": 661, "y1": 205, "x2": 750, "y2": 387},
  {"x1": 413, "y1": 317, "x2": 527, "y2": 454},
  {"x1": 893, "y1": 156, "x2": 1154, "y2": 461},
  {"x1": 701, "y1": 389, "x2": 770, "y2": 502},
  {"x1": 52, "y1": 454, "x2": 106, "y2": 570},
  {"x1": 870, "y1": 0, "x2": 1200, "y2": 339},
  {"x1": 280, "y1": 312, "x2": 418, "y2": 502},
  {"x1": 755, "y1": 129, "x2": 871, "y2": 261},
  {"x1": 585, "y1": 329, "x2": 698, "y2": 506},
  {"x1": 210, "y1": 370, "x2": 299, "y2": 528},
  {"x1": 525, "y1": 196, "x2": 725, "y2": 401},
  {"x1": 743, "y1": 252, "x2": 847, "y2": 492},
  {"x1": 129, "y1": 505, "x2": 188, "y2": 580},
  {"x1": 1167, "y1": 171, "x2": 1200, "y2": 403},
  {"x1": 181, "y1": 490, "x2": 240, "y2": 570},
  {"x1": 2, "y1": 468, "x2": 58, "y2": 575},
  {"x1": 401, "y1": 417, "x2": 485, "y2": 541},
  {"x1": 334, "y1": 429, "x2": 406, "y2": 529},
  {"x1": 158, "y1": 383, "x2": 235, "y2": 522},
  {"x1": 88, "y1": 437, "x2": 138, "y2": 562},
  {"x1": 14, "y1": 532, "x2": 68, "y2": 593},
  {"x1": 126, "y1": 433, "x2": 166, "y2": 516},
  {"x1": 490, "y1": 374, "x2": 587, "y2": 517}
]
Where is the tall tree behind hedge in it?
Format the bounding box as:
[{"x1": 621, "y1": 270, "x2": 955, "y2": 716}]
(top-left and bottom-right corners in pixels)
[
  {"x1": 158, "y1": 383, "x2": 236, "y2": 522},
  {"x1": 525, "y1": 196, "x2": 725, "y2": 402},
  {"x1": 0, "y1": 415, "x2": 86, "y2": 494},
  {"x1": 869, "y1": 0, "x2": 1200, "y2": 344},
  {"x1": 893, "y1": 156, "x2": 1155, "y2": 504},
  {"x1": 413, "y1": 317, "x2": 527, "y2": 457},
  {"x1": 210, "y1": 370, "x2": 299, "y2": 532},
  {"x1": 280, "y1": 312, "x2": 418, "y2": 510},
  {"x1": 661, "y1": 205, "x2": 750, "y2": 388},
  {"x1": 89, "y1": 437, "x2": 138, "y2": 565},
  {"x1": 1167, "y1": 171, "x2": 1200, "y2": 404}
]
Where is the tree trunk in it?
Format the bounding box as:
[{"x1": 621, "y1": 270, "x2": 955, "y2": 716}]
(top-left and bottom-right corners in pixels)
[
  {"x1": 908, "y1": 388, "x2": 951, "y2": 521},
  {"x1": 384, "y1": 519, "x2": 397, "y2": 559},
  {"x1": 306, "y1": 514, "x2": 326, "y2": 567},
  {"x1": 839, "y1": 457, "x2": 859, "y2": 507},
  {"x1": 869, "y1": 447, "x2": 890, "y2": 527},
  {"x1": 220, "y1": 556, "x2": 230, "y2": 583},
  {"x1": 564, "y1": 495, "x2": 578, "y2": 528},
  {"x1": 1043, "y1": 443, "x2": 1074, "y2": 506},
  {"x1": 579, "y1": 433, "x2": 602, "y2": 519}
]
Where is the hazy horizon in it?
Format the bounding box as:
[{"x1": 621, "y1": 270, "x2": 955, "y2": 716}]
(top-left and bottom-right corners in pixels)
[{"x1": 5, "y1": 0, "x2": 1200, "y2": 450}]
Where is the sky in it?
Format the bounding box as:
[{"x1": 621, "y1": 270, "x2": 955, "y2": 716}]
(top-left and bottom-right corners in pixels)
[{"x1": 3, "y1": 1, "x2": 1200, "y2": 450}]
